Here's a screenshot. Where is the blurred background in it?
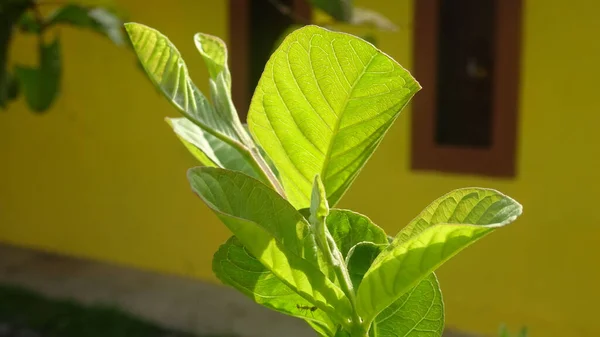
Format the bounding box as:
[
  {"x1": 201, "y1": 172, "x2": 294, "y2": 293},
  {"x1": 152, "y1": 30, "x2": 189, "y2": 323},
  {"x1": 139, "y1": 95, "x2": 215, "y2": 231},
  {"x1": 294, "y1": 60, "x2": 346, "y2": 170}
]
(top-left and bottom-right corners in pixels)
[{"x1": 0, "y1": 0, "x2": 599, "y2": 337}]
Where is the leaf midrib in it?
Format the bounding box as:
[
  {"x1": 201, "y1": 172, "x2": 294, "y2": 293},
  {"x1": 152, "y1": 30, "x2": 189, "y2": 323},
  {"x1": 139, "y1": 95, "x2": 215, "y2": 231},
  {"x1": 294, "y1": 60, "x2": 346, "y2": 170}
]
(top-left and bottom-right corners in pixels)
[{"x1": 319, "y1": 50, "x2": 378, "y2": 184}]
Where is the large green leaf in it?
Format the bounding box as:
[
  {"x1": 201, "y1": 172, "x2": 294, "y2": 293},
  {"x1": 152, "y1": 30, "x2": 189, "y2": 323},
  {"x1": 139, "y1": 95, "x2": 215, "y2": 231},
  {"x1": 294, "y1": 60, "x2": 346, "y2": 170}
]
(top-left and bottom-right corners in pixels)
[
  {"x1": 356, "y1": 188, "x2": 522, "y2": 325},
  {"x1": 247, "y1": 25, "x2": 420, "y2": 209},
  {"x1": 374, "y1": 274, "x2": 444, "y2": 337},
  {"x1": 165, "y1": 117, "x2": 258, "y2": 178},
  {"x1": 188, "y1": 167, "x2": 352, "y2": 326},
  {"x1": 15, "y1": 38, "x2": 61, "y2": 112},
  {"x1": 213, "y1": 236, "x2": 337, "y2": 337}
]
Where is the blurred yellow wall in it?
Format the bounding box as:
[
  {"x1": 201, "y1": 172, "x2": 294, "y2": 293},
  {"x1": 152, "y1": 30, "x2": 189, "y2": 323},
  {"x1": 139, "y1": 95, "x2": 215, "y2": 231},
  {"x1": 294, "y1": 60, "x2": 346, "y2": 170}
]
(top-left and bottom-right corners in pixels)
[{"x1": 1, "y1": 0, "x2": 599, "y2": 336}]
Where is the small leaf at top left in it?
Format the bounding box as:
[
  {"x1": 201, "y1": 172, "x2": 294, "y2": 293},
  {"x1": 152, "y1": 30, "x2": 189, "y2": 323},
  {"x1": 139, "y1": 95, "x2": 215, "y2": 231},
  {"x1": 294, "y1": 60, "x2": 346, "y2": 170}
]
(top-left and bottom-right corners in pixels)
[{"x1": 15, "y1": 38, "x2": 61, "y2": 113}]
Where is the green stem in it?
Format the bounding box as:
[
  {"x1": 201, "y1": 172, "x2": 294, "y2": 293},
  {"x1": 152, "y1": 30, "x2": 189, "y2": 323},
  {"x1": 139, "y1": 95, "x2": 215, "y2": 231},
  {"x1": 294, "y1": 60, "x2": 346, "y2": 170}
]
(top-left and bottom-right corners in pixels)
[
  {"x1": 314, "y1": 216, "x2": 363, "y2": 330},
  {"x1": 248, "y1": 146, "x2": 286, "y2": 197},
  {"x1": 325, "y1": 233, "x2": 363, "y2": 329}
]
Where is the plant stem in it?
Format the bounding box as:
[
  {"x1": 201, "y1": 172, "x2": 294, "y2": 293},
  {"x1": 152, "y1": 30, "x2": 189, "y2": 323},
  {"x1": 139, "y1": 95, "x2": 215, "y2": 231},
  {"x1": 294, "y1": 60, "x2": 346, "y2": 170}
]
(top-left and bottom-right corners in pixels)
[
  {"x1": 248, "y1": 146, "x2": 286, "y2": 197},
  {"x1": 314, "y1": 216, "x2": 363, "y2": 331},
  {"x1": 325, "y1": 233, "x2": 364, "y2": 329}
]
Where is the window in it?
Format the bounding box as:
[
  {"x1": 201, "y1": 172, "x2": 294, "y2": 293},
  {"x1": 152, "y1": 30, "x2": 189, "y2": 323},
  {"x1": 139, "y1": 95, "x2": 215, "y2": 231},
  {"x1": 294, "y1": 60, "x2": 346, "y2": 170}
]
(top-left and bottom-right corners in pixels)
[
  {"x1": 411, "y1": 0, "x2": 522, "y2": 177},
  {"x1": 228, "y1": 0, "x2": 311, "y2": 120}
]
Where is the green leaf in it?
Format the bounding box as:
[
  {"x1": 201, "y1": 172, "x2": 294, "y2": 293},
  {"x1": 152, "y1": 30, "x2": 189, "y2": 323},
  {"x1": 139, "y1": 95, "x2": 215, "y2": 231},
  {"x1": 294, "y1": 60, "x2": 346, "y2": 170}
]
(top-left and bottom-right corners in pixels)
[
  {"x1": 47, "y1": 4, "x2": 125, "y2": 45},
  {"x1": 6, "y1": 71, "x2": 19, "y2": 101},
  {"x1": 213, "y1": 236, "x2": 337, "y2": 337},
  {"x1": 336, "y1": 221, "x2": 443, "y2": 337},
  {"x1": 47, "y1": 4, "x2": 94, "y2": 26},
  {"x1": 374, "y1": 274, "x2": 444, "y2": 337},
  {"x1": 188, "y1": 167, "x2": 353, "y2": 326},
  {"x1": 15, "y1": 38, "x2": 61, "y2": 112},
  {"x1": 126, "y1": 23, "x2": 277, "y2": 188},
  {"x1": 125, "y1": 23, "x2": 245, "y2": 146},
  {"x1": 309, "y1": 0, "x2": 352, "y2": 22},
  {"x1": 326, "y1": 210, "x2": 388, "y2": 258},
  {"x1": 165, "y1": 117, "x2": 217, "y2": 167},
  {"x1": 194, "y1": 33, "x2": 231, "y2": 89},
  {"x1": 345, "y1": 242, "x2": 385, "y2": 288},
  {"x1": 356, "y1": 188, "x2": 522, "y2": 325},
  {"x1": 17, "y1": 12, "x2": 41, "y2": 34},
  {"x1": 165, "y1": 117, "x2": 258, "y2": 178},
  {"x1": 194, "y1": 32, "x2": 254, "y2": 155},
  {"x1": 247, "y1": 25, "x2": 420, "y2": 209}
]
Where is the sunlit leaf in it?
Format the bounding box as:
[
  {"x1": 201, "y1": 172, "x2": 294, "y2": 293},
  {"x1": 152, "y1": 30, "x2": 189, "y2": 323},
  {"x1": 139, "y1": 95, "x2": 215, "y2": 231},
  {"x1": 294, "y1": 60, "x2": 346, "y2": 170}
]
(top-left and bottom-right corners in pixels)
[
  {"x1": 356, "y1": 188, "x2": 522, "y2": 325},
  {"x1": 374, "y1": 274, "x2": 444, "y2": 337},
  {"x1": 214, "y1": 236, "x2": 338, "y2": 337},
  {"x1": 166, "y1": 117, "x2": 258, "y2": 178},
  {"x1": 188, "y1": 167, "x2": 353, "y2": 325},
  {"x1": 248, "y1": 25, "x2": 420, "y2": 209}
]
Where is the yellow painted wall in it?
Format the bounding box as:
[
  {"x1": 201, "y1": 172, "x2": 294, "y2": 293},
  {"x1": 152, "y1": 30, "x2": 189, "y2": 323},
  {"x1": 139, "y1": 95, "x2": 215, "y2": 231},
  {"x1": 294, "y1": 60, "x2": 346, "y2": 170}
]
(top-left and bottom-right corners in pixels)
[{"x1": 1, "y1": 0, "x2": 599, "y2": 336}]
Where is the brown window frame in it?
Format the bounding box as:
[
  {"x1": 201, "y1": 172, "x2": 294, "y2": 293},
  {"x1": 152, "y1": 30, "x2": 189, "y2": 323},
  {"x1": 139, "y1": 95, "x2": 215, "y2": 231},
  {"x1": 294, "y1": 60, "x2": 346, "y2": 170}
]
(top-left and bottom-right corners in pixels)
[
  {"x1": 411, "y1": 0, "x2": 523, "y2": 177},
  {"x1": 228, "y1": 0, "x2": 311, "y2": 120}
]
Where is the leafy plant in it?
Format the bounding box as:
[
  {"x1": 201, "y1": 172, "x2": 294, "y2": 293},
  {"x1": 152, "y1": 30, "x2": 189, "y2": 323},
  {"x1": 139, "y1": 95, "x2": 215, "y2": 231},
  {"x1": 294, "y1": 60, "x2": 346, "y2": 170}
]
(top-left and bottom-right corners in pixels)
[
  {"x1": 125, "y1": 23, "x2": 523, "y2": 337},
  {"x1": 0, "y1": 0, "x2": 127, "y2": 112}
]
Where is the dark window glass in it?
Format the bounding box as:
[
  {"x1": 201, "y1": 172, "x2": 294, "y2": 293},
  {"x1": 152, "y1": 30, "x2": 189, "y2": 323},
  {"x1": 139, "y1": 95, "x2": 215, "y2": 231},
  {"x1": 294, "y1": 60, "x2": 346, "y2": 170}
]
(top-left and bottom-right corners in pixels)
[
  {"x1": 435, "y1": 0, "x2": 496, "y2": 148},
  {"x1": 249, "y1": 0, "x2": 294, "y2": 100}
]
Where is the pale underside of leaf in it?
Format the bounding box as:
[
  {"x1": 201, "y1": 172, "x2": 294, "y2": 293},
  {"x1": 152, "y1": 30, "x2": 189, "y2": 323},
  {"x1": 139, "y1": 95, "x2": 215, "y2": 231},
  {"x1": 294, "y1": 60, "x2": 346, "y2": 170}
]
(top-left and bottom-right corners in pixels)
[
  {"x1": 248, "y1": 25, "x2": 420, "y2": 209},
  {"x1": 166, "y1": 117, "x2": 258, "y2": 178}
]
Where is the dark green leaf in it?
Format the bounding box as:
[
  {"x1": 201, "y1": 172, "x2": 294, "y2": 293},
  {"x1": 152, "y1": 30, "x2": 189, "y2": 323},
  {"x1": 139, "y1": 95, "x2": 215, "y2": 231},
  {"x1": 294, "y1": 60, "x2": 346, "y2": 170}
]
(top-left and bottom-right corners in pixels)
[
  {"x1": 15, "y1": 38, "x2": 61, "y2": 112},
  {"x1": 6, "y1": 71, "x2": 19, "y2": 100},
  {"x1": 213, "y1": 236, "x2": 337, "y2": 337},
  {"x1": 327, "y1": 210, "x2": 388, "y2": 258},
  {"x1": 345, "y1": 242, "x2": 385, "y2": 288},
  {"x1": 17, "y1": 12, "x2": 40, "y2": 33}
]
